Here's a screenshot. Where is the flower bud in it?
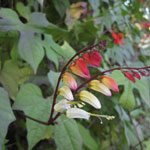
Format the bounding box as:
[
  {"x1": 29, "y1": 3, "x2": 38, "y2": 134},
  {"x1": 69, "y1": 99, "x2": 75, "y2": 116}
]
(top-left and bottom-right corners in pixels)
[
  {"x1": 66, "y1": 108, "x2": 90, "y2": 120},
  {"x1": 79, "y1": 90, "x2": 101, "y2": 109}
]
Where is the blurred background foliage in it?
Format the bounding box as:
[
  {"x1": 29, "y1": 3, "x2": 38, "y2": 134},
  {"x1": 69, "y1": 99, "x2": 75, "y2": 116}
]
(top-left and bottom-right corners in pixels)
[{"x1": 0, "y1": 0, "x2": 150, "y2": 149}]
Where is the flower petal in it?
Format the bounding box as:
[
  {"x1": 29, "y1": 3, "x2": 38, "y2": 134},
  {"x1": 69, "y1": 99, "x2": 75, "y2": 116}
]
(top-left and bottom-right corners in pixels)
[
  {"x1": 62, "y1": 72, "x2": 77, "y2": 90},
  {"x1": 132, "y1": 71, "x2": 141, "y2": 80},
  {"x1": 66, "y1": 108, "x2": 90, "y2": 120},
  {"x1": 124, "y1": 71, "x2": 135, "y2": 83},
  {"x1": 83, "y1": 50, "x2": 102, "y2": 67},
  {"x1": 89, "y1": 80, "x2": 112, "y2": 96},
  {"x1": 101, "y1": 75, "x2": 119, "y2": 92},
  {"x1": 140, "y1": 70, "x2": 147, "y2": 76},
  {"x1": 69, "y1": 58, "x2": 90, "y2": 79},
  {"x1": 58, "y1": 86, "x2": 74, "y2": 100},
  {"x1": 54, "y1": 100, "x2": 70, "y2": 112},
  {"x1": 79, "y1": 90, "x2": 101, "y2": 109}
]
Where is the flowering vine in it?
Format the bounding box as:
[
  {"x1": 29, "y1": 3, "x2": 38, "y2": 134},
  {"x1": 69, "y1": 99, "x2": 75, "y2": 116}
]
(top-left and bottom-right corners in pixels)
[{"x1": 25, "y1": 40, "x2": 150, "y2": 126}]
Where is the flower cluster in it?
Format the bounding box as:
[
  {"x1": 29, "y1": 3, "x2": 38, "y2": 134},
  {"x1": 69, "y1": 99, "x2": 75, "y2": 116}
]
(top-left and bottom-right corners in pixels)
[
  {"x1": 54, "y1": 50, "x2": 118, "y2": 120},
  {"x1": 123, "y1": 69, "x2": 149, "y2": 83}
]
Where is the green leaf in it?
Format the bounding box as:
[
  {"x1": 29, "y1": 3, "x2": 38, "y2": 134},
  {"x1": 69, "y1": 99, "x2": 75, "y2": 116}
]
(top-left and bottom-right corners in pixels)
[
  {"x1": 119, "y1": 83, "x2": 135, "y2": 110},
  {"x1": 54, "y1": 115, "x2": 82, "y2": 150},
  {"x1": 77, "y1": 123, "x2": 98, "y2": 150},
  {"x1": 13, "y1": 84, "x2": 51, "y2": 149},
  {"x1": 0, "y1": 60, "x2": 33, "y2": 100},
  {"x1": 52, "y1": 0, "x2": 70, "y2": 18},
  {"x1": 0, "y1": 88, "x2": 15, "y2": 146},
  {"x1": 124, "y1": 122, "x2": 138, "y2": 146},
  {"x1": 0, "y1": 8, "x2": 23, "y2": 31},
  {"x1": 16, "y1": 2, "x2": 31, "y2": 20},
  {"x1": 18, "y1": 31, "x2": 44, "y2": 73}
]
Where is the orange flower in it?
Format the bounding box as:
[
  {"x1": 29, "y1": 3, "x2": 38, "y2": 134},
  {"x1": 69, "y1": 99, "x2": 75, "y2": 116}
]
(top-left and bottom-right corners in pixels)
[
  {"x1": 83, "y1": 50, "x2": 102, "y2": 67},
  {"x1": 69, "y1": 58, "x2": 90, "y2": 79},
  {"x1": 101, "y1": 75, "x2": 119, "y2": 92},
  {"x1": 62, "y1": 72, "x2": 77, "y2": 90},
  {"x1": 111, "y1": 30, "x2": 124, "y2": 45}
]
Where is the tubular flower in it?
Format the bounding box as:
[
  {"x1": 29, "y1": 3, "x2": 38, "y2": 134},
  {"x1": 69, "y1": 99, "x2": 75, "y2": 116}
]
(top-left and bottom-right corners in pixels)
[
  {"x1": 62, "y1": 72, "x2": 77, "y2": 90},
  {"x1": 89, "y1": 80, "x2": 112, "y2": 96},
  {"x1": 58, "y1": 86, "x2": 74, "y2": 101},
  {"x1": 79, "y1": 90, "x2": 101, "y2": 109},
  {"x1": 69, "y1": 58, "x2": 90, "y2": 79},
  {"x1": 124, "y1": 71, "x2": 135, "y2": 83},
  {"x1": 66, "y1": 108, "x2": 90, "y2": 120},
  {"x1": 54, "y1": 100, "x2": 70, "y2": 112},
  {"x1": 132, "y1": 71, "x2": 141, "y2": 80},
  {"x1": 140, "y1": 70, "x2": 147, "y2": 76},
  {"x1": 83, "y1": 50, "x2": 102, "y2": 67},
  {"x1": 111, "y1": 30, "x2": 124, "y2": 45},
  {"x1": 100, "y1": 75, "x2": 119, "y2": 92}
]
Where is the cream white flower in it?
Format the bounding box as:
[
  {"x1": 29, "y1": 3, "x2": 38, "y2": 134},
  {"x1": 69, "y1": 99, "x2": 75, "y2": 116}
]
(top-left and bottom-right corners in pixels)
[
  {"x1": 54, "y1": 100, "x2": 70, "y2": 112},
  {"x1": 58, "y1": 86, "x2": 74, "y2": 100},
  {"x1": 79, "y1": 90, "x2": 101, "y2": 109},
  {"x1": 66, "y1": 108, "x2": 90, "y2": 120}
]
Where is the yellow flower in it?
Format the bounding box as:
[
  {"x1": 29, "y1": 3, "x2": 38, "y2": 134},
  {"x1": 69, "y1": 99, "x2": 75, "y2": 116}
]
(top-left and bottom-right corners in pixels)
[
  {"x1": 66, "y1": 108, "x2": 90, "y2": 120},
  {"x1": 58, "y1": 86, "x2": 74, "y2": 100},
  {"x1": 54, "y1": 100, "x2": 70, "y2": 112},
  {"x1": 79, "y1": 90, "x2": 101, "y2": 109},
  {"x1": 89, "y1": 80, "x2": 111, "y2": 96}
]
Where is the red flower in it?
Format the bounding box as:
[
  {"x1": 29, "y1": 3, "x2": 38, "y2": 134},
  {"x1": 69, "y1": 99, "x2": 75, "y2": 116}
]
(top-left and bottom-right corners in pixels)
[
  {"x1": 111, "y1": 30, "x2": 124, "y2": 45},
  {"x1": 83, "y1": 50, "x2": 102, "y2": 67},
  {"x1": 132, "y1": 71, "x2": 141, "y2": 80},
  {"x1": 140, "y1": 71, "x2": 147, "y2": 76},
  {"x1": 69, "y1": 58, "x2": 90, "y2": 79},
  {"x1": 124, "y1": 71, "x2": 135, "y2": 83}
]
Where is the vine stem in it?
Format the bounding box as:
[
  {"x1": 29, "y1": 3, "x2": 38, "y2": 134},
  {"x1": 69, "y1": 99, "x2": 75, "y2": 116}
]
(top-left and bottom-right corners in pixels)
[
  {"x1": 74, "y1": 66, "x2": 150, "y2": 93},
  {"x1": 47, "y1": 41, "x2": 107, "y2": 125}
]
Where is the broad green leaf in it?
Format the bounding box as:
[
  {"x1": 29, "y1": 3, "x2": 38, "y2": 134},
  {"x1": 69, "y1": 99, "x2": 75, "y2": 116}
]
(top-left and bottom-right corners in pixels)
[
  {"x1": 0, "y1": 8, "x2": 23, "y2": 31},
  {"x1": 124, "y1": 122, "x2": 138, "y2": 146},
  {"x1": 78, "y1": 123, "x2": 98, "y2": 150},
  {"x1": 111, "y1": 70, "x2": 150, "y2": 109},
  {"x1": 16, "y1": 2, "x2": 30, "y2": 20},
  {"x1": 13, "y1": 84, "x2": 51, "y2": 149},
  {"x1": 0, "y1": 60, "x2": 33, "y2": 100},
  {"x1": 52, "y1": 0, "x2": 70, "y2": 18},
  {"x1": 0, "y1": 88, "x2": 15, "y2": 146},
  {"x1": 18, "y1": 31, "x2": 44, "y2": 73},
  {"x1": 119, "y1": 83, "x2": 135, "y2": 110},
  {"x1": 54, "y1": 115, "x2": 82, "y2": 150}
]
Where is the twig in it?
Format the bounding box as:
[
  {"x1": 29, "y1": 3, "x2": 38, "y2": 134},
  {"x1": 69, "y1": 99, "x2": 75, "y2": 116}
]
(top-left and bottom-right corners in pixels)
[{"x1": 25, "y1": 115, "x2": 49, "y2": 125}]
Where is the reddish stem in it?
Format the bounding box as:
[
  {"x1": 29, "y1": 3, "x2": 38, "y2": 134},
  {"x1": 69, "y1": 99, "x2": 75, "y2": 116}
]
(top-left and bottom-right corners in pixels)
[{"x1": 74, "y1": 66, "x2": 150, "y2": 93}]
